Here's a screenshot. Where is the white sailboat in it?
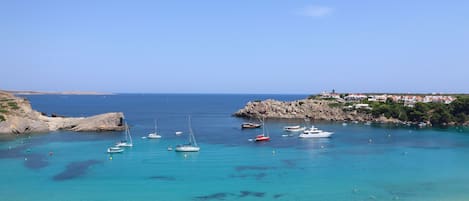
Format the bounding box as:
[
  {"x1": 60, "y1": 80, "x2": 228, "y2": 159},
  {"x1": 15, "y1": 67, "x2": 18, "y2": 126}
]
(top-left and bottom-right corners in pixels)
[
  {"x1": 116, "y1": 122, "x2": 133, "y2": 147},
  {"x1": 147, "y1": 120, "x2": 162, "y2": 139},
  {"x1": 175, "y1": 116, "x2": 200, "y2": 152}
]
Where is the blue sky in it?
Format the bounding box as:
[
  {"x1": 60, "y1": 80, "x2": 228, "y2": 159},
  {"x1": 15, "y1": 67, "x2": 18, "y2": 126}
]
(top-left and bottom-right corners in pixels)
[{"x1": 1, "y1": 0, "x2": 468, "y2": 94}]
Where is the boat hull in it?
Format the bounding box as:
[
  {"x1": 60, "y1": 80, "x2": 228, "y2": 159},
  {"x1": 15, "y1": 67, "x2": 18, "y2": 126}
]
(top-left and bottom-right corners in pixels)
[
  {"x1": 175, "y1": 146, "x2": 200, "y2": 152},
  {"x1": 298, "y1": 132, "x2": 333, "y2": 138},
  {"x1": 107, "y1": 147, "x2": 124, "y2": 153},
  {"x1": 241, "y1": 123, "x2": 261, "y2": 129},
  {"x1": 147, "y1": 133, "x2": 162, "y2": 139},
  {"x1": 284, "y1": 127, "x2": 306, "y2": 132},
  {"x1": 115, "y1": 142, "x2": 133, "y2": 147}
]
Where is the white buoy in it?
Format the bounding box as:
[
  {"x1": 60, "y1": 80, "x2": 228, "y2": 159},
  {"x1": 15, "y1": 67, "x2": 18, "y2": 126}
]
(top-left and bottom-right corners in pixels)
[
  {"x1": 272, "y1": 150, "x2": 276, "y2": 155},
  {"x1": 368, "y1": 138, "x2": 373, "y2": 143}
]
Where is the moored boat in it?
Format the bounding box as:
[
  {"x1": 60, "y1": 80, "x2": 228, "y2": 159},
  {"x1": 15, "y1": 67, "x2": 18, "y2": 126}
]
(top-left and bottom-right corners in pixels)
[
  {"x1": 147, "y1": 120, "x2": 162, "y2": 139},
  {"x1": 283, "y1": 125, "x2": 306, "y2": 132},
  {"x1": 255, "y1": 134, "x2": 270, "y2": 142},
  {"x1": 298, "y1": 126, "x2": 333, "y2": 138},
  {"x1": 175, "y1": 116, "x2": 200, "y2": 152},
  {"x1": 116, "y1": 122, "x2": 133, "y2": 147},
  {"x1": 241, "y1": 122, "x2": 261, "y2": 129},
  {"x1": 254, "y1": 120, "x2": 270, "y2": 142},
  {"x1": 107, "y1": 146, "x2": 124, "y2": 153}
]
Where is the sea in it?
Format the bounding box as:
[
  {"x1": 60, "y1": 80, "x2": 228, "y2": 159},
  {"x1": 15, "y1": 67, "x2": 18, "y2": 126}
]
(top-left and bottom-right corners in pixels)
[{"x1": 1, "y1": 94, "x2": 469, "y2": 201}]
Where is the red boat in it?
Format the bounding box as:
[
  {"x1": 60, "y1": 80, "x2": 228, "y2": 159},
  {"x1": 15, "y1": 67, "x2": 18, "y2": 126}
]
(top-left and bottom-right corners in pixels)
[{"x1": 255, "y1": 134, "x2": 270, "y2": 142}]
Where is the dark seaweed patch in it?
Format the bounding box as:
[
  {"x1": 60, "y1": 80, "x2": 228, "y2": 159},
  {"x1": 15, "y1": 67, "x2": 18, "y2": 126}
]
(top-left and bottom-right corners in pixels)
[
  {"x1": 1, "y1": 144, "x2": 50, "y2": 169},
  {"x1": 193, "y1": 192, "x2": 231, "y2": 201},
  {"x1": 273, "y1": 194, "x2": 284, "y2": 199},
  {"x1": 24, "y1": 153, "x2": 48, "y2": 169},
  {"x1": 282, "y1": 159, "x2": 297, "y2": 168},
  {"x1": 239, "y1": 191, "x2": 265, "y2": 198},
  {"x1": 148, "y1": 175, "x2": 176, "y2": 181},
  {"x1": 53, "y1": 160, "x2": 101, "y2": 181}
]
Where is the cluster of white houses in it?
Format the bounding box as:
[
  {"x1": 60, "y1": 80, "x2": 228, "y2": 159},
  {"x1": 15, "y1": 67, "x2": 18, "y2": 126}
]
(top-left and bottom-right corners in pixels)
[{"x1": 320, "y1": 92, "x2": 456, "y2": 108}]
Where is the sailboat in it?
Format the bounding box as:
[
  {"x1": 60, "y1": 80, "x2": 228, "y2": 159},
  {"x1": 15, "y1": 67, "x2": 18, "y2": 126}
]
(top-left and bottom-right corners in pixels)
[
  {"x1": 116, "y1": 122, "x2": 133, "y2": 147},
  {"x1": 175, "y1": 116, "x2": 200, "y2": 152},
  {"x1": 255, "y1": 119, "x2": 270, "y2": 142},
  {"x1": 147, "y1": 120, "x2": 162, "y2": 139}
]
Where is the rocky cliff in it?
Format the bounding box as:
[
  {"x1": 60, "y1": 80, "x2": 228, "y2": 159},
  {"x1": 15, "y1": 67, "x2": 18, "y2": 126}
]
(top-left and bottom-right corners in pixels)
[
  {"x1": 0, "y1": 91, "x2": 124, "y2": 134},
  {"x1": 234, "y1": 99, "x2": 400, "y2": 123}
]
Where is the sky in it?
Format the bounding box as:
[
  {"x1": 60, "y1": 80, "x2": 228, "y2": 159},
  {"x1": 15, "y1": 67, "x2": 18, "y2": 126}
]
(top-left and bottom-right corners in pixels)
[{"x1": 1, "y1": 0, "x2": 468, "y2": 94}]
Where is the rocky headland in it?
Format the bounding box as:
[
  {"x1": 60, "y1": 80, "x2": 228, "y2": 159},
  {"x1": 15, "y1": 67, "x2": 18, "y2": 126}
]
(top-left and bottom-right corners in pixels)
[
  {"x1": 0, "y1": 90, "x2": 124, "y2": 134},
  {"x1": 234, "y1": 99, "x2": 400, "y2": 123}
]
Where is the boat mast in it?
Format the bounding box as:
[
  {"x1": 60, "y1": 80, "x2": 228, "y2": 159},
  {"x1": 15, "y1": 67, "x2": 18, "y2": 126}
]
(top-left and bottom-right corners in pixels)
[
  {"x1": 262, "y1": 117, "x2": 266, "y2": 136},
  {"x1": 127, "y1": 122, "x2": 133, "y2": 144},
  {"x1": 154, "y1": 119, "x2": 158, "y2": 133},
  {"x1": 124, "y1": 122, "x2": 129, "y2": 141},
  {"x1": 188, "y1": 116, "x2": 197, "y2": 146}
]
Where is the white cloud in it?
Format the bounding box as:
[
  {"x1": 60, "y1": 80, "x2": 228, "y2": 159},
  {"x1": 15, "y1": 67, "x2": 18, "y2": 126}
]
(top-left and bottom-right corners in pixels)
[{"x1": 300, "y1": 5, "x2": 333, "y2": 17}]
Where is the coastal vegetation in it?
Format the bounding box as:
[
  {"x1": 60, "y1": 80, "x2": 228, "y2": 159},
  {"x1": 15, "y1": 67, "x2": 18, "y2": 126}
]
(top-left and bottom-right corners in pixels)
[
  {"x1": 236, "y1": 93, "x2": 469, "y2": 126},
  {"x1": 364, "y1": 96, "x2": 469, "y2": 125}
]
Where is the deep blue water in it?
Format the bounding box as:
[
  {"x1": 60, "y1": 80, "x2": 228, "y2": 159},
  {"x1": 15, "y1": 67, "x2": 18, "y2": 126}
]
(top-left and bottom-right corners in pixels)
[{"x1": 1, "y1": 94, "x2": 469, "y2": 201}]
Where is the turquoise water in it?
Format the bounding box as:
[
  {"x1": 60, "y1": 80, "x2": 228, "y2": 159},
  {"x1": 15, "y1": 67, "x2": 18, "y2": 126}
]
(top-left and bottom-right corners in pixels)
[{"x1": 1, "y1": 94, "x2": 469, "y2": 201}]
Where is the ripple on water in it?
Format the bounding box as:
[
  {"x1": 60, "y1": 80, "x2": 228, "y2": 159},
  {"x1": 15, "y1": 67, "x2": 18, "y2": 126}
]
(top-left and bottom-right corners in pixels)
[
  {"x1": 147, "y1": 175, "x2": 176, "y2": 181},
  {"x1": 235, "y1": 165, "x2": 276, "y2": 172},
  {"x1": 193, "y1": 191, "x2": 268, "y2": 201}
]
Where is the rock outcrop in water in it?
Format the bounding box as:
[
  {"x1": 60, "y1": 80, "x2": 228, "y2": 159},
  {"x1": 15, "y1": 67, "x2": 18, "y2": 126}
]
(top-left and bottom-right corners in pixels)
[
  {"x1": 0, "y1": 90, "x2": 124, "y2": 134},
  {"x1": 234, "y1": 99, "x2": 400, "y2": 123}
]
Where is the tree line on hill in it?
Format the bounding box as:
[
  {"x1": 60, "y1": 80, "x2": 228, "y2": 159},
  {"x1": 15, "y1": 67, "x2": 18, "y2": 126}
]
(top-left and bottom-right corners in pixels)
[{"x1": 368, "y1": 96, "x2": 469, "y2": 125}]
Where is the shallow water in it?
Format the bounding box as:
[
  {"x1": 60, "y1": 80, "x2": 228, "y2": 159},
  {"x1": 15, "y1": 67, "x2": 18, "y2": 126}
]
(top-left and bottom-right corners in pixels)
[{"x1": 1, "y1": 94, "x2": 468, "y2": 201}]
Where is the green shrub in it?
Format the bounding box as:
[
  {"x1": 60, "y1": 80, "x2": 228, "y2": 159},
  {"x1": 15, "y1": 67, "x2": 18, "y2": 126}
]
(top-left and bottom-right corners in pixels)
[
  {"x1": 0, "y1": 115, "x2": 5, "y2": 122},
  {"x1": 7, "y1": 102, "x2": 19, "y2": 110}
]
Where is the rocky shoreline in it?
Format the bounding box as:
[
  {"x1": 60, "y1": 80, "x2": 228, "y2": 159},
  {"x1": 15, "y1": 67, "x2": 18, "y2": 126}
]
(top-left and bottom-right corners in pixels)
[
  {"x1": 0, "y1": 90, "x2": 124, "y2": 134},
  {"x1": 234, "y1": 99, "x2": 401, "y2": 123}
]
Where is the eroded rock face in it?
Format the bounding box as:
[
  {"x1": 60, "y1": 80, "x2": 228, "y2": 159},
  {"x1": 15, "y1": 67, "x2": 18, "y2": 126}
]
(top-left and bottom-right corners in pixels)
[
  {"x1": 0, "y1": 90, "x2": 124, "y2": 134},
  {"x1": 234, "y1": 99, "x2": 374, "y2": 122}
]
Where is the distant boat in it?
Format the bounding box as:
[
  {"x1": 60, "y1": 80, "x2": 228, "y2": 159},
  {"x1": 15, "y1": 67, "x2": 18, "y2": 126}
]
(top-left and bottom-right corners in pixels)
[
  {"x1": 255, "y1": 120, "x2": 270, "y2": 142},
  {"x1": 175, "y1": 131, "x2": 183, "y2": 135},
  {"x1": 299, "y1": 126, "x2": 333, "y2": 138},
  {"x1": 107, "y1": 146, "x2": 124, "y2": 154},
  {"x1": 283, "y1": 125, "x2": 306, "y2": 132},
  {"x1": 175, "y1": 116, "x2": 200, "y2": 152},
  {"x1": 116, "y1": 122, "x2": 133, "y2": 147},
  {"x1": 147, "y1": 120, "x2": 162, "y2": 139},
  {"x1": 342, "y1": 122, "x2": 348, "y2": 126},
  {"x1": 241, "y1": 122, "x2": 261, "y2": 129},
  {"x1": 418, "y1": 122, "x2": 427, "y2": 128},
  {"x1": 364, "y1": 121, "x2": 372, "y2": 126}
]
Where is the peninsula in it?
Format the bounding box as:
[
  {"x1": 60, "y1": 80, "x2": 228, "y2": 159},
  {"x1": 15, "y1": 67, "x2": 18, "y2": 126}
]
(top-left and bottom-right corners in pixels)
[
  {"x1": 0, "y1": 90, "x2": 124, "y2": 134},
  {"x1": 235, "y1": 92, "x2": 469, "y2": 126}
]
